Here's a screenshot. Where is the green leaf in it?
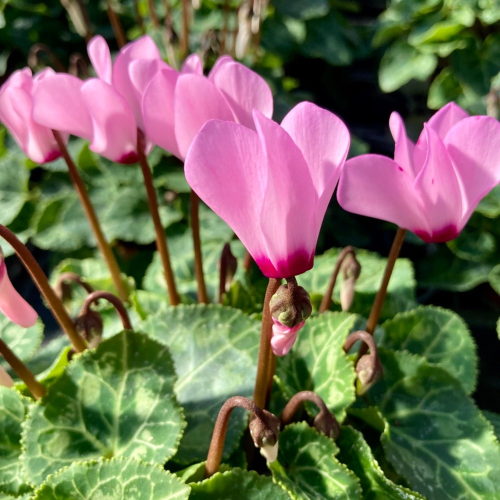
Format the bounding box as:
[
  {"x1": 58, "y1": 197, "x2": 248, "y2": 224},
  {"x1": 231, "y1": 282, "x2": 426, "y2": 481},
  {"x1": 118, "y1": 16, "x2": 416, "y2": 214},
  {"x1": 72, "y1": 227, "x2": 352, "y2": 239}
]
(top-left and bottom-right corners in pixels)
[
  {"x1": 367, "y1": 349, "x2": 500, "y2": 500},
  {"x1": 141, "y1": 305, "x2": 260, "y2": 463},
  {"x1": 275, "y1": 312, "x2": 356, "y2": 422},
  {"x1": 336, "y1": 425, "x2": 425, "y2": 499},
  {"x1": 269, "y1": 423, "x2": 361, "y2": 499},
  {"x1": 272, "y1": 0, "x2": 329, "y2": 20},
  {"x1": 22, "y1": 331, "x2": 186, "y2": 486},
  {"x1": 447, "y1": 226, "x2": 496, "y2": 262},
  {"x1": 32, "y1": 457, "x2": 190, "y2": 499},
  {"x1": 476, "y1": 184, "x2": 500, "y2": 218},
  {"x1": 0, "y1": 387, "x2": 32, "y2": 497},
  {"x1": 483, "y1": 411, "x2": 500, "y2": 440},
  {"x1": 25, "y1": 336, "x2": 70, "y2": 378},
  {"x1": 380, "y1": 306, "x2": 478, "y2": 394},
  {"x1": 299, "y1": 248, "x2": 416, "y2": 320},
  {"x1": 0, "y1": 151, "x2": 30, "y2": 226},
  {"x1": 189, "y1": 468, "x2": 291, "y2": 499},
  {"x1": 379, "y1": 41, "x2": 437, "y2": 92},
  {"x1": 0, "y1": 317, "x2": 43, "y2": 364},
  {"x1": 488, "y1": 263, "x2": 500, "y2": 296}
]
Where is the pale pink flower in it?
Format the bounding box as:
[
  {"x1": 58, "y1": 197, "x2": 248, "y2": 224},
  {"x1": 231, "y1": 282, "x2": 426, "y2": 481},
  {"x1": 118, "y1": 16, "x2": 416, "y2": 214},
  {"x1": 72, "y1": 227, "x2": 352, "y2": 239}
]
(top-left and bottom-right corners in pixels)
[
  {"x1": 338, "y1": 103, "x2": 500, "y2": 242},
  {"x1": 270, "y1": 318, "x2": 305, "y2": 357},
  {"x1": 0, "y1": 250, "x2": 37, "y2": 328},
  {"x1": 184, "y1": 102, "x2": 350, "y2": 278},
  {"x1": 142, "y1": 54, "x2": 274, "y2": 160},
  {"x1": 0, "y1": 67, "x2": 66, "y2": 164},
  {"x1": 32, "y1": 35, "x2": 164, "y2": 164}
]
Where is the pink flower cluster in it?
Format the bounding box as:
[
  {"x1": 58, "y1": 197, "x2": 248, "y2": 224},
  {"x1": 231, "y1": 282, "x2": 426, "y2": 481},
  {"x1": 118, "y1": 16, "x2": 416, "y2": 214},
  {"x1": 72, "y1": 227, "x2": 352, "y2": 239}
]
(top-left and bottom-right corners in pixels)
[{"x1": 2, "y1": 34, "x2": 500, "y2": 356}]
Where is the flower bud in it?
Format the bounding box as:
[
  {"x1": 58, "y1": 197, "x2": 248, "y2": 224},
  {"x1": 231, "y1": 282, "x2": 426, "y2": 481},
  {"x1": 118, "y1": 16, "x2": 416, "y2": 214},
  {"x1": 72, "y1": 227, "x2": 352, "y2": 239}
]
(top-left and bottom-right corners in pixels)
[
  {"x1": 356, "y1": 353, "x2": 383, "y2": 396},
  {"x1": 249, "y1": 409, "x2": 280, "y2": 463},
  {"x1": 75, "y1": 309, "x2": 103, "y2": 349},
  {"x1": 269, "y1": 279, "x2": 312, "y2": 328},
  {"x1": 339, "y1": 253, "x2": 361, "y2": 312}
]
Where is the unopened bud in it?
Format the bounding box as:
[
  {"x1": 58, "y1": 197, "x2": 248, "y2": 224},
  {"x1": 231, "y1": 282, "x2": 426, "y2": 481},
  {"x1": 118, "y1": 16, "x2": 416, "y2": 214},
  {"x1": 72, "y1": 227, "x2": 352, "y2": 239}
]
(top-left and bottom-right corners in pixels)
[
  {"x1": 356, "y1": 354, "x2": 383, "y2": 396},
  {"x1": 75, "y1": 310, "x2": 103, "y2": 348},
  {"x1": 269, "y1": 278, "x2": 312, "y2": 328},
  {"x1": 260, "y1": 442, "x2": 279, "y2": 462},
  {"x1": 249, "y1": 410, "x2": 280, "y2": 462},
  {"x1": 313, "y1": 410, "x2": 340, "y2": 439},
  {"x1": 339, "y1": 253, "x2": 361, "y2": 312}
]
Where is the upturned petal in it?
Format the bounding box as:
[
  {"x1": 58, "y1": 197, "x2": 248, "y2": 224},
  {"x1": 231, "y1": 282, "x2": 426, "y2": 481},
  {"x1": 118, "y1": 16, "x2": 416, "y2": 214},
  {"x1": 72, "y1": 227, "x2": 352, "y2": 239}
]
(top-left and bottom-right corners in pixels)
[
  {"x1": 81, "y1": 79, "x2": 138, "y2": 164},
  {"x1": 413, "y1": 125, "x2": 462, "y2": 242},
  {"x1": 174, "y1": 74, "x2": 234, "y2": 159},
  {"x1": 209, "y1": 58, "x2": 273, "y2": 129},
  {"x1": 389, "y1": 112, "x2": 415, "y2": 176},
  {"x1": 88, "y1": 35, "x2": 112, "y2": 84},
  {"x1": 184, "y1": 119, "x2": 267, "y2": 261},
  {"x1": 338, "y1": 154, "x2": 426, "y2": 234},
  {"x1": 181, "y1": 54, "x2": 203, "y2": 75},
  {"x1": 0, "y1": 256, "x2": 38, "y2": 328},
  {"x1": 426, "y1": 101, "x2": 469, "y2": 140},
  {"x1": 444, "y1": 115, "x2": 500, "y2": 223},
  {"x1": 142, "y1": 68, "x2": 181, "y2": 158},
  {"x1": 281, "y1": 102, "x2": 349, "y2": 234}
]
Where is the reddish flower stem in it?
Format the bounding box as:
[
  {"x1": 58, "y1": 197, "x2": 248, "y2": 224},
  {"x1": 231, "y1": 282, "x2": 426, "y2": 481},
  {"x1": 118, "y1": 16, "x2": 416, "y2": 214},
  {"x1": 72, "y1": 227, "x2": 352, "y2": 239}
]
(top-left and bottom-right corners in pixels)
[
  {"x1": 106, "y1": 0, "x2": 127, "y2": 48},
  {"x1": 190, "y1": 190, "x2": 208, "y2": 304}
]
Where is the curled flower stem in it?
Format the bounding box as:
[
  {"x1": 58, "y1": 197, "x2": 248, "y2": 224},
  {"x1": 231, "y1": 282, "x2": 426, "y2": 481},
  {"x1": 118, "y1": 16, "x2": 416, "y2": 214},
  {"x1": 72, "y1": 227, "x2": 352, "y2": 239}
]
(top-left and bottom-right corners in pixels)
[
  {"x1": 181, "y1": 0, "x2": 190, "y2": 58},
  {"x1": 280, "y1": 391, "x2": 340, "y2": 439},
  {"x1": 190, "y1": 190, "x2": 208, "y2": 304},
  {"x1": 253, "y1": 278, "x2": 281, "y2": 409},
  {"x1": 106, "y1": 0, "x2": 127, "y2": 48},
  {"x1": 28, "y1": 43, "x2": 66, "y2": 72},
  {"x1": 52, "y1": 131, "x2": 129, "y2": 304},
  {"x1": 137, "y1": 131, "x2": 180, "y2": 306},
  {"x1": 0, "y1": 225, "x2": 87, "y2": 353},
  {"x1": 0, "y1": 338, "x2": 46, "y2": 399},
  {"x1": 205, "y1": 396, "x2": 279, "y2": 478},
  {"x1": 81, "y1": 291, "x2": 132, "y2": 330},
  {"x1": 69, "y1": 53, "x2": 90, "y2": 79},
  {"x1": 319, "y1": 246, "x2": 355, "y2": 313},
  {"x1": 359, "y1": 227, "x2": 406, "y2": 358},
  {"x1": 55, "y1": 272, "x2": 94, "y2": 301}
]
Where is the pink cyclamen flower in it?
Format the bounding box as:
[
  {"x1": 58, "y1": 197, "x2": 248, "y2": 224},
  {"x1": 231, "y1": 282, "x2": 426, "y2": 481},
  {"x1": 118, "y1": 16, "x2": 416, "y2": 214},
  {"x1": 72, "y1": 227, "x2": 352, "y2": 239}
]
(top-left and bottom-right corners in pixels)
[
  {"x1": 338, "y1": 102, "x2": 500, "y2": 243},
  {"x1": 142, "y1": 54, "x2": 274, "y2": 160},
  {"x1": 0, "y1": 67, "x2": 66, "y2": 164},
  {"x1": 0, "y1": 250, "x2": 38, "y2": 328},
  {"x1": 271, "y1": 319, "x2": 305, "y2": 357},
  {"x1": 32, "y1": 35, "x2": 164, "y2": 164},
  {"x1": 185, "y1": 102, "x2": 350, "y2": 278}
]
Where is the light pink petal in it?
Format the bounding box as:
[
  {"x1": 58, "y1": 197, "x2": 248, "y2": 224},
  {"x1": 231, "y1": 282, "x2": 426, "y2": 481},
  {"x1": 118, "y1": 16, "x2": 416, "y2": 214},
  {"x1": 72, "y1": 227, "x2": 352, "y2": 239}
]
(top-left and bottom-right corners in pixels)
[
  {"x1": 128, "y1": 59, "x2": 169, "y2": 130},
  {"x1": 270, "y1": 319, "x2": 305, "y2": 356},
  {"x1": 338, "y1": 154, "x2": 427, "y2": 234},
  {"x1": 413, "y1": 125, "x2": 462, "y2": 242},
  {"x1": 0, "y1": 261, "x2": 38, "y2": 328},
  {"x1": 427, "y1": 102, "x2": 469, "y2": 140},
  {"x1": 174, "y1": 74, "x2": 234, "y2": 159},
  {"x1": 444, "y1": 115, "x2": 500, "y2": 224},
  {"x1": 87, "y1": 35, "x2": 112, "y2": 84},
  {"x1": 33, "y1": 67, "x2": 56, "y2": 83},
  {"x1": 0, "y1": 87, "x2": 60, "y2": 164},
  {"x1": 181, "y1": 54, "x2": 203, "y2": 74},
  {"x1": 142, "y1": 68, "x2": 181, "y2": 158},
  {"x1": 81, "y1": 79, "x2": 138, "y2": 164},
  {"x1": 209, "y1": 55, "x2": 233, "y2": 76},
  {"x1": 254, "y1": 111, "x2": 317, "y2": 277},
  {"x1": 389, "y1": 112, "x2": 415, "y2": 176},
  {"x1": 185, "y1": 119, "x2": 268, "y2": 266},
  {"x1": 113, "y1": 35, "x2": 162, "y2": 116},
  {"x1": 210, "y1": 60, "x2": 273, "y2": 129},
  {"x1": 281, "y1": 102, "x2": 349, "y2": 233},
  {"x1": 32, "y1": 73, "x2": 93, "y2": 140},
  {"x1": 2, "y1": 68, "x2": 32, "y2": 90}
]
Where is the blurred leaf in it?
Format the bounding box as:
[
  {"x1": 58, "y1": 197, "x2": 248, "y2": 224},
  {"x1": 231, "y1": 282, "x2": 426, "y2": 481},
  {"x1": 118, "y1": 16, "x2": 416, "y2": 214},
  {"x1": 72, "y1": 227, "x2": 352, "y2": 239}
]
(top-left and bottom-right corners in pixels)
[
  {"x1": 447, "y1": 225, "x2": 496, "y2": 262},
  {"x1": 428, "y1": 67, "x2": 463, "y2": 109},
  {"x1": 0, "y1": 151, "x2": 30, "y2": 226},
  {"x1": 483, "y1": 410, "x2": 500, "y2": 439},
  {"x1": 0, "y1": 317, "x2": 43, "y2": 365},
  {"x1": 381, "y1": 306, "x2": 478, "y2": 394},
  {"x1": 272, "y1": 0, "x2": 329, "y2": 20},
  {"x1": 477, "y1": 184, "x2": 500, "y2": 218},
  {"x1": 269, "y1": 423, "x2": 361, "y2": 499},
  {"x1": 379, "y1": 41, "x2": 437, "y2": 92}
]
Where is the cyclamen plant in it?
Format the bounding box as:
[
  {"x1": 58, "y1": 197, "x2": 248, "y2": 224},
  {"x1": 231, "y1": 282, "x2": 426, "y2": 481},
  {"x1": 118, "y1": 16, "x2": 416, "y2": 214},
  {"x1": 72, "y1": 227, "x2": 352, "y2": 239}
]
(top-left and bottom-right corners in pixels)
[{"x1": 0, "y1": 3, "x2": 499, "y2": 500}]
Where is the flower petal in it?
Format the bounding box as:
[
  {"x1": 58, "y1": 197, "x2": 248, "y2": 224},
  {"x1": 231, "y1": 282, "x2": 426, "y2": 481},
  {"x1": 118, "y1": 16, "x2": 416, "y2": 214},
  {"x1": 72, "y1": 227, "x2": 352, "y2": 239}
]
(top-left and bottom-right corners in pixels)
[
  {"x1": 0, "y1": 261, "x2": 38, "y2": 328},
  {"x1": 32, "y1": 73, "x2": 93, "y2": 140},
  {"x1": 338, "y1": 154, "x2": 426, "y2": 233},
  {"x1": 113, "y1": 35, "x2": 162, "y2": 121},
  {"x1": 174, "y1": 74, "x2": 234, "y2": 160},
  {"x1": 426, "y1": 101, "x2": 469, "y2": 140},
  {"x1": 142, "y1": 68, "x2": 181, "y2": 158},
  {"x1": 87, "y1": 35, "x2": 112, "y2": 84},
  {"x1": 254, "y1": 111, "x2": 317, "y2": 277},
  {"x1": 181, "y1": 54, "x2": 203, "y2": 74},
  {"x1": 413, "y1": 125, "x2": 462, "y2": 242},
  {"x1": 81, "y1": 79, "x2": 138, "y2": 163},
  {"x1": 209, "y1": 55, "x2": 233, "y2": 75},
  {"x1": 184, "y1": 119, "x2": 267, "y2": 264},
  {"x1": 389, "y1": 111, "x2": 415, "y2": 176},
  {"x1": 281, "y1": 102, "x2": 349, "y2": 233},
  {"x1": 444, "y1": 115, "x2": 500, "y2": 222},
  {"x1": 210, "y1": 59, "x2": 273, "y2": 129}
]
